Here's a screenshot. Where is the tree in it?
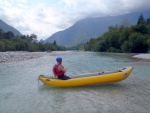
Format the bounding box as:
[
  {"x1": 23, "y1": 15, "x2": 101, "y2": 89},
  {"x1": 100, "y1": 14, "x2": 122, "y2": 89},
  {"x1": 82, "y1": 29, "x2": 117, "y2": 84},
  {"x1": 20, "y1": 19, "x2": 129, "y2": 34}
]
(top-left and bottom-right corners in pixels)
[
  {"x1": 0, "y1": 41, "x2": 5, "y2": 51},
  {"x1": 20, "y1": 35, "x2": 27, "y2": 39},
  {"x1": 121, "y1": 41, "x2": 129, "y2": 52},
  {"x1": 53, "y1": 40, "x2": 57, "y2": 45},
  {"x1": 129, "y1": 33, "x2": 148, "y2": 53},
  {"x1": 28, "y1": 43, "x2": 39, "y2": 52},
  {"x1": 137, "y1": 14, "x2": 145, "y2": 25},
  {"x1": 108, "y1": 26, "x2": 118, "y2": 32},
  {"x1": 147, "y1": 24, "x2": 150, "y2": 34},
  {"x1": 135, "y1": 24, "x2": 148, "y2": 34},
  {"x1": 30, "y1": 34, "x2": 37, "y2": 42},
  {"x1": 96, "y1": 39, "x2": 108, "y2": 52},
  {"x1": 4, "y1": 40, "x2": 15, "y2": 51},
  {"x1": 0, "y1": 29, "x2": 66, "y2": 51},
  {"x1": 5, "y1": 31, "x2": 14, "y2": 39},
  {"x1": 147, "y1": 39, "x2": 150, "y2": 50},
  {"x1": 119, "y1": 18, "x2": 131, "y2": 31},
  {"x1": 0, "y1": 29, "x2": 4, "y2": 39},
  {"x1": 38, "y1": 41, "x2": 46, "y2": 51},
  {"x1": 119, "y1": 27, "x2": 130, "y2": 45},
  {"x1": 146, "y1": 18, "x2": 150, "y2": 24}
]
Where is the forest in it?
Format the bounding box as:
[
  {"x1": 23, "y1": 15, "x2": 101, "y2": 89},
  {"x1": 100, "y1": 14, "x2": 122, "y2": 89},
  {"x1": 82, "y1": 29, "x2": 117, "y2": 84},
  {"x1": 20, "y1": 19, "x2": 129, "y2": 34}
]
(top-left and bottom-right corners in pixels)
[
  {"x1": 0, "y1": 30, "x2": 66, "y2": 52},
  {"x1": 80, "y1": 14, "x2": 150, "y2": 53}
]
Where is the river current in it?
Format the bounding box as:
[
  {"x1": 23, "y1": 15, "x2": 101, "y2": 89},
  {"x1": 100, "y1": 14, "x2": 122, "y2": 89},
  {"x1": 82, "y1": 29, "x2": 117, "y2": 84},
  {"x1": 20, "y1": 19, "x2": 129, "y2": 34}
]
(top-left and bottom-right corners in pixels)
[{"x1": 0, "y1": 51, "x2": 150, "y2": 113}]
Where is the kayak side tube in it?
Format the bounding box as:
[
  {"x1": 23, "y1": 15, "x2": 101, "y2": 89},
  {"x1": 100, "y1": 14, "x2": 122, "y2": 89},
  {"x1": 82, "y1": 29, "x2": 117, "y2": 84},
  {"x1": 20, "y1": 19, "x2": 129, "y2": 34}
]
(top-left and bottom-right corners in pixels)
[{"x1": 38, "y1": 66, "x2": 134, "y2": 87}]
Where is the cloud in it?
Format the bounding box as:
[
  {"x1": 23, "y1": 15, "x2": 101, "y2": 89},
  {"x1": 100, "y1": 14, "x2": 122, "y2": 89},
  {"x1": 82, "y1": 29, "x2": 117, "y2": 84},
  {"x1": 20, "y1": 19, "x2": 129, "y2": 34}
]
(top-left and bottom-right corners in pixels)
[
  {"x1": 62, "y1": 0, "x2": 150, "y2": 17},
  {"x1": 0, "y1": 0, "x2": 150, "y2": 40}
]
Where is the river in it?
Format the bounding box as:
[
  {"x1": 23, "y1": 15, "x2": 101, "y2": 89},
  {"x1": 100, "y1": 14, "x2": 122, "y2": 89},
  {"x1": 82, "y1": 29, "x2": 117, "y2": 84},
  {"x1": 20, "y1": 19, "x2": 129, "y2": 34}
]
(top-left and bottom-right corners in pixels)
[{"x1": 0, "y1": 51, "x2": 150, "y2": 113}]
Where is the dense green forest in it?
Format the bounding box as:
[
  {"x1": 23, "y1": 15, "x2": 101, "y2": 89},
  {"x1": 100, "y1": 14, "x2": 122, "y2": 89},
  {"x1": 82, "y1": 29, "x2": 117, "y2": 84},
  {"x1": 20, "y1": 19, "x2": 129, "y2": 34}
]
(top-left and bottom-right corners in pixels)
[
  {"x1": 0, "y1": 30, "x2": 66, "y2": 52},
  {"x1": 80, "y1": 14, "x2": 150, "y2": 53}
]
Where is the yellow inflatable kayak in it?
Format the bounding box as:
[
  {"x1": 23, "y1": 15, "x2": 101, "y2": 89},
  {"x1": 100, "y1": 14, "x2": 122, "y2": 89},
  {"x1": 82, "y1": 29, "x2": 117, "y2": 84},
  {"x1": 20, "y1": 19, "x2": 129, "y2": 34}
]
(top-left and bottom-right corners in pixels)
[{"x1": 38, "y1": 66, "x2": 133, "y2": 87}]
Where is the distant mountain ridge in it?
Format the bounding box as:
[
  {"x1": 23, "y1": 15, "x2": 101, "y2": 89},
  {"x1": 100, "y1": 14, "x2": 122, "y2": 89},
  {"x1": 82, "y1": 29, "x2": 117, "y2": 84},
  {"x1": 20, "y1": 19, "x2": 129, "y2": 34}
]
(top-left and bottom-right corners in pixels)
[
  {"x1": 0, "y1": 19, "x2": 22, "y2": 36},
  {"x1": 46, "y1": 11, "x2": 150, "y2": 47}
]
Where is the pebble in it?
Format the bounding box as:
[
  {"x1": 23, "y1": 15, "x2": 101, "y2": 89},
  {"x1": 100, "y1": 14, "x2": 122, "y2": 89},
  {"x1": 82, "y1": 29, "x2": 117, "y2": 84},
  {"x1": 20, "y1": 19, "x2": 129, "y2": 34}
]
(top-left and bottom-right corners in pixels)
[{"x1": 0, "y1": 51, "x2": 48, "y2": 63}]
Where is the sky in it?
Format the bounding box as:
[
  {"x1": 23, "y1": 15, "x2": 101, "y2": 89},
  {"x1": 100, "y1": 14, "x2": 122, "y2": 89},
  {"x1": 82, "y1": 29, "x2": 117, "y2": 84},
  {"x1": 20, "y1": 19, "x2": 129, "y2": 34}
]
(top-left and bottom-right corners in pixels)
[{"x1": 0, "y1": 0, "x2": 150, "y2": 40}]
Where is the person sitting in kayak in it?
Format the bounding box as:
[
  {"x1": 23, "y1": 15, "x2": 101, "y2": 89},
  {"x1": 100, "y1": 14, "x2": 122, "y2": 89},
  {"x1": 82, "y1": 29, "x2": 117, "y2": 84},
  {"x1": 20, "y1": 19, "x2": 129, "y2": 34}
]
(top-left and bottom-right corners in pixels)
[{"x1": 53, "y1": 57, "x2": 70, "y2": 80}]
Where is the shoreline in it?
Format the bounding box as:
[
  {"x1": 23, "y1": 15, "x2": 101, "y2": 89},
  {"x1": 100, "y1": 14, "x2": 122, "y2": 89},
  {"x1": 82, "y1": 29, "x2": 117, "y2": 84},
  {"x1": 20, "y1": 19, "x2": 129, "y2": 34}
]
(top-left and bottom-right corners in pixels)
[
  {"x1": 0, "y1": 51, "x2": 150, "y2": 63},
  {"x1": 0, "y1": 51, "x2": 48, "y2": 63}
]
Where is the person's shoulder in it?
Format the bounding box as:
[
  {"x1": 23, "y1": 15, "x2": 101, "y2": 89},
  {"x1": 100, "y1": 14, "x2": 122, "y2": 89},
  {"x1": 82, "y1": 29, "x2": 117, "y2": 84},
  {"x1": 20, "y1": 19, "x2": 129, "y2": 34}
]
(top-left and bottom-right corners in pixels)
[
  {"x1": 59, "y1": 64, "x2": 63, "y2": 68},
  {"x1": 58, "y1": 64, "x2": 62, "y2": 66}
]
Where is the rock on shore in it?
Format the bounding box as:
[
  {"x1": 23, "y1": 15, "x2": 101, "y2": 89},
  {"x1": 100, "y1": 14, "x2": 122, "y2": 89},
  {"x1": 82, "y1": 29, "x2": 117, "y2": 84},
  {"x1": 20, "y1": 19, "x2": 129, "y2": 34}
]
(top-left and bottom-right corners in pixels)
[
  {"x1": 133, "y1": 54, "x2": 150, "y2": 60},
  {"x1": 0, "y1": 51, "x2": 48, "y2": 63}
]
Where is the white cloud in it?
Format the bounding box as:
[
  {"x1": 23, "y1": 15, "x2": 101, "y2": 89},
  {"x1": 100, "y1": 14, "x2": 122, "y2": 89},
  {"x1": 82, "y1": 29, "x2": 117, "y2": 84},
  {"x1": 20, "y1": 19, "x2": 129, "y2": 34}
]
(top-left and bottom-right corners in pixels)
[{"x1": 0, "y1": 0, "x2": 150, "y2": 40}]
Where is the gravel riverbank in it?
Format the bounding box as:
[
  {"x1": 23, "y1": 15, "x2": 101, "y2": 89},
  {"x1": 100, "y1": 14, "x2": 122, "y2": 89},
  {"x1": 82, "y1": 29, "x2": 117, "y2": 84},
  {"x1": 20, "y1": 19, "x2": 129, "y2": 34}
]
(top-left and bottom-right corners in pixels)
[
  {"x1": 1, "y1": 51, "x2": 150, "y2": 63},
  {"x1": 133, "y1": 53, "x2": 150, "y2": 60},
  {"x1": 0, "y1": 51, "x2": 48, "y2": 63}
]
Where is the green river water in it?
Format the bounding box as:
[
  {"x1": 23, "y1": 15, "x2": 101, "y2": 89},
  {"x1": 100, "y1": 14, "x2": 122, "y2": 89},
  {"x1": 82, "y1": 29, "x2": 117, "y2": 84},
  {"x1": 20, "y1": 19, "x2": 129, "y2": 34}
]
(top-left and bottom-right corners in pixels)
[{"x1": 0, "y1": 51, "x2": 150, "y2": 113}]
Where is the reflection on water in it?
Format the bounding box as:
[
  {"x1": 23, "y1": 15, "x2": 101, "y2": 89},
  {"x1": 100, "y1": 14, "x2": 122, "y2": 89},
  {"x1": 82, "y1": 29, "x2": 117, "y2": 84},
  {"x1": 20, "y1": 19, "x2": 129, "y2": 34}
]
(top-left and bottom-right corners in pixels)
[
  {"x1": 0, "y1": 51, "x2": 150, "y2": 113},
  {"x1": 38, "y1": 83, "x2": 128, "y2": 95}
]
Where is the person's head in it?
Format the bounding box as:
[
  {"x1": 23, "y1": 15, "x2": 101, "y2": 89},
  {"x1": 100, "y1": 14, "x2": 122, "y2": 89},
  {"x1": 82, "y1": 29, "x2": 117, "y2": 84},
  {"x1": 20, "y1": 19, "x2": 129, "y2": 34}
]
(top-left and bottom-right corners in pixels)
[{"x1": 56, "y1": 57, "x2": 62, "y2": 64}]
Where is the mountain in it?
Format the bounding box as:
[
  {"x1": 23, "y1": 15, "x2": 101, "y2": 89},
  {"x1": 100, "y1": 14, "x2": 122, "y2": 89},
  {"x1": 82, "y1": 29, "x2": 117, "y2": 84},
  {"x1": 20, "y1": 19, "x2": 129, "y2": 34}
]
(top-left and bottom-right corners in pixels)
[
  {"x1": 0, "y1": 19, "x2": 22, "y2": 36},
  {"x1": 46, "y1": 11, "x2": 150, "y2": 47}
]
